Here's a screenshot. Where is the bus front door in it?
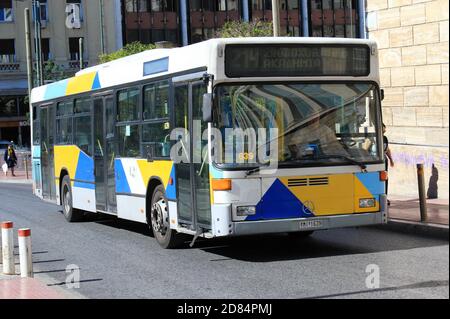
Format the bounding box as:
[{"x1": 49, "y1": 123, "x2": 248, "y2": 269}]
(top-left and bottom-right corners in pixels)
[
  {"x1": 174, "y1": 81, "x2": 211, "y2": 231},
  {"x1": 93, "y1": 96, "x2": 117, "y2": 213},
  {"x1": 40, "y1": 104, "x2": 56, "y2": 200}
]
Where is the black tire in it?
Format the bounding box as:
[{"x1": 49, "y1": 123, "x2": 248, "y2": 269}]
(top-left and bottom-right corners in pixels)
[
  {"x1": 288, "y1": 231, "x2": 314, "y2": 238},
  {"x1": 150, "y1": 185, "x2": 184, "y2": 249},
  {"x1": 61, "y1": 175, "x2": 84, "y2": 222}
]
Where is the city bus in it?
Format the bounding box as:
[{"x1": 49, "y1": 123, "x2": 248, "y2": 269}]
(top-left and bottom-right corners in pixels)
[{"x1": 30, "y1": 37, "x2": 388, "y2": 248}]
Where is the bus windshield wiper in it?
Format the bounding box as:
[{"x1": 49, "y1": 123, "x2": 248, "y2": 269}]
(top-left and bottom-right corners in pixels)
[
  {"x1": 316, "y1": 154, "x2": 367, "y2": 171},
  {"x1": 245, "y1": 162, "x2": 271, "y2": 176}
]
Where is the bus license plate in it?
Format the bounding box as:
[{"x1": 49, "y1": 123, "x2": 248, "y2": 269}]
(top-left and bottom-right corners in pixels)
[{"x1": 299, "y1": 219, "x2": 324, "y2": 229}]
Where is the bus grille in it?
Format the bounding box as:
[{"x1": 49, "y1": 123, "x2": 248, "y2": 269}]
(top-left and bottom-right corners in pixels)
[{"x1": 288, "y1": 177, "x2": 329, "y2": 187}]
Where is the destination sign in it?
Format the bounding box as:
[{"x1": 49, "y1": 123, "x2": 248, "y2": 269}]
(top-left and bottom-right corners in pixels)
[{"x1": 225, "y1": 44, "x2": 370, "y2": 78}]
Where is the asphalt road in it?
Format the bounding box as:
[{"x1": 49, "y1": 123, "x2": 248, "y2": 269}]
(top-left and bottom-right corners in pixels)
[{"x1": 0, "y1": 183, "x2": 448, "y2": 299}]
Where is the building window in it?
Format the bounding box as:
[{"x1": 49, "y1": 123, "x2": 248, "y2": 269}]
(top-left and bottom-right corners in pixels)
[
  {"x1": 0, "y1": 39, "x2": 15, "y2": 63},
  {"x1": 250, "y1": 0, "x2": 301, "y2": 36},
  {"x1": 68, "y1": 37, "x2": 84, "y2": 61},
  {"x1": 309, "y1": 0, "x2": 359, "y2": 38},
  {"x1": 189, "y1": 0, "x2": 242, "y2": 43},
  {"x1": 0, "y1": 96, "x2": 18, "y2": 117},
  {"x1": 32, "y1": 0, "x2": 48, "y2": 22},
  {"x1": 37, "y1": 38, "x2": 51, "y2": 61},
  {"x1": 124, "y1": 0, "x2": 179, "y2": 45},
  {"x1": 0, "y1": 0, "x2": 12, "y2": 22}
]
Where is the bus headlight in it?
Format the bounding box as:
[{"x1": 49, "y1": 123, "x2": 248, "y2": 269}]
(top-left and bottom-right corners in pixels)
[
  {"x1": 359, "y1": 198, "x2": 376, "y2": 208},
  {"x1": 236, "y1": 206, "x2": 256, "y2": 216}
]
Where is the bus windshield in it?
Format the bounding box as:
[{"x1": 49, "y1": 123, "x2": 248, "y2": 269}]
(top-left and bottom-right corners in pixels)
[{"x1": 214, "y1": 83, "x2": 382, "y2": 169}]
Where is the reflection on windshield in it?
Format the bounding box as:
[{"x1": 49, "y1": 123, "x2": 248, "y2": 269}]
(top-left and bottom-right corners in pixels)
[{"x1": 215, "y1": 83, "x2": 381, "y2": 167}]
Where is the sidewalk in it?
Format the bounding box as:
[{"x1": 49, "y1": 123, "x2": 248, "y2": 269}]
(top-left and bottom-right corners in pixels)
[
  {"x1": 388, "y1": 195, "x2": 449, "y2": 226},
  {"x1": 0, "y1": 170, "x2": 32, "y2": 184},
  {"x1": 386, "y1": 195, "x2": 449, "y2": 238},
  {"x1": 0, "y1": 273, "x2": 82, "y2": 299}
]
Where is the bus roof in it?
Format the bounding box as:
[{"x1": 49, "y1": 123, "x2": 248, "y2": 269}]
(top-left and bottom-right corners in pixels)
[{"x1": 30, "y1": 37, "x2": 377, "y2": 105}]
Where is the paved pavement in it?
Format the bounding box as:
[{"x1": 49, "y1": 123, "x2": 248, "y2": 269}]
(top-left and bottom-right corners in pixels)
[
  {"x1": 388, "y1": 196, "x2": 449, "y2": 225},
  {"x1": 0, "y1": 275, "x2": 76, "y2": 299},
  {"x1": 0, "y1": 183, "x2": 448, "y2": 299},
  {"x1": 0, "y1": 170, "x2": 32, "y2": 184}
]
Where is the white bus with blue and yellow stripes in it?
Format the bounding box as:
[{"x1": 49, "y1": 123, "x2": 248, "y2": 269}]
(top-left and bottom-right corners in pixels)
[{"x1": 30, "y1": 37, "x2": 388, "y2": 248}]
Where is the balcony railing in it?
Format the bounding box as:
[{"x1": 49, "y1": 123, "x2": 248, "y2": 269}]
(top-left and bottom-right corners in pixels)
[
  {"x1": 68, "y1": 61, "x2": 89, "y2": 70},
  {"x1": 0, "y1": 63, "x2": 20, "y2": 72},
  {"x1": 0, "y1": 55, "x2": 19, "y2": 71}
]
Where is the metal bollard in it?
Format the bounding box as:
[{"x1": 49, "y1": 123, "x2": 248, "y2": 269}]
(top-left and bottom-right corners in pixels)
[
  {"x1": 417, "y1": 163, "x2": 428, "y2": 222},
  {"x1": 18, "y1": 228, "x2": 33, "y2": 278},
  {"x1": 24, "y1": 156, "x2": 29, "y2": 180},
  {"x1": 1, "y1": 221, "x2": 15, "y2": 275}
]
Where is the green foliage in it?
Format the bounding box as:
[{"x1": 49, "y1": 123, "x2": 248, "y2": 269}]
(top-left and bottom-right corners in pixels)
[
  {"x1": 43, "y1": 60, "x2": 65, "y2": 82},
  {"x1": 216, "y1": 20, "x2": 274, "y2": 38},
  {"x1": 99, "y1": 42, "x2": 156, "y2": 63}
]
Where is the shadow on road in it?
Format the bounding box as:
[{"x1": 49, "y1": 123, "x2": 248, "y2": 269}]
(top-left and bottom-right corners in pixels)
[
  {"x1": 71, "y1": 213, "x2": 449, "y2": 262},
  {"x1": 303, "y1": 280, "x2": 449, "y2": 299}
]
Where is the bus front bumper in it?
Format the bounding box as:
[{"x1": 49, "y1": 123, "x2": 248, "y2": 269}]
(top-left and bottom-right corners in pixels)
[{"x1": 232, "y1": 196, "x2": 388, "y2": 236}]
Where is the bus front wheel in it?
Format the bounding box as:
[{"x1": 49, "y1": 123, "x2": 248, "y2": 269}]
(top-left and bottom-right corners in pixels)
[
  {"x1": 61, "y1": 175, "x2": 84, "y2": 222},
  {"x1": 150, "y1": 185, "x2": 183, "y2": 249}
]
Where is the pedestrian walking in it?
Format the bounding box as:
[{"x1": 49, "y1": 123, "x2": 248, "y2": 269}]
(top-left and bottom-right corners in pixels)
[
  {"x1": 383, "y1": 124, "x2": 394, "y2": 205},
  {"x1": 3, "y1": 143, "x2": 17, "y2": 177}
]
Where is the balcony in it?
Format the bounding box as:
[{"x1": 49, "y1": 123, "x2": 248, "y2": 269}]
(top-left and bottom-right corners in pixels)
[{"x1": 0, "y1": 55, "x2": 19, "y2": 72}]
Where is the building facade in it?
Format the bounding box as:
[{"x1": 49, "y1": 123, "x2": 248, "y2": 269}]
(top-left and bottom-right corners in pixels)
[
  {"x1": 121, "y1": 0, "x2": 367, "y2": 46},
  {"x1": 367, "y1": 0, "x2": 449, "y2": 199},
  {"x1": 0, "y1": 0, "x2": 122, "y2": 147}
]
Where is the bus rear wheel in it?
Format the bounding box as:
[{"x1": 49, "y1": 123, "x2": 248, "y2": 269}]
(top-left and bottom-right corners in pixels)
[
  {"x1": 61, "y1": 175, "x2": 84, "y2": 222},
  {"x1": 150, "y1": 185, "x2": 183, "y2": 249}
]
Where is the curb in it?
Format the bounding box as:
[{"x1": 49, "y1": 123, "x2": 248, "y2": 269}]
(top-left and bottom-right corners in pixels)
[
  {"x1": 0, "y1": 179, "x2": 32, "y2": 184},
  {"x1": 380, "y1": 218, "x2": 449, "y2": 240}
]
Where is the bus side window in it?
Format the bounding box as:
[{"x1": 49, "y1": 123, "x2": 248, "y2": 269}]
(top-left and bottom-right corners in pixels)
[{"x1": 74, "y1": 116, "x2": 92, "y2": 155}]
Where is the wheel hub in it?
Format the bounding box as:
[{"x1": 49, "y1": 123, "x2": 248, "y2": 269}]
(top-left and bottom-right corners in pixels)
[{"x1": 151, "y1": 198, "x2": 169, "y2": 235}]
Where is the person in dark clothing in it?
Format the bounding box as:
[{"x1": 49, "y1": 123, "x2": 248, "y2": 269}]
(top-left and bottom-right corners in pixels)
[
  {"x1": 383, "y1": 124, "x2": 394, "y2": 205},
  {"x1": 4, "y1": 143, "x2": 17, "y2": 177}
]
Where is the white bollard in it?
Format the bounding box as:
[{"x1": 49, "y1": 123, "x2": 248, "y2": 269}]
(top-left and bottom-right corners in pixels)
[
  {"x1": 1, "y1": 221, "x2": 15, "y2": 275},
  {"x1": 18, "y1": 228, "x2": 33, "y2": 278}
]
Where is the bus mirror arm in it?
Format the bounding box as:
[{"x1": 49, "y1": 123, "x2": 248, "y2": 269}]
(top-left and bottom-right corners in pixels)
[
  {"x1": 380, "y1": 89, "x2": 384, "y2": 101},
  {"x1": 202, "y1": 93, "x2": 213, "y2": 123}
]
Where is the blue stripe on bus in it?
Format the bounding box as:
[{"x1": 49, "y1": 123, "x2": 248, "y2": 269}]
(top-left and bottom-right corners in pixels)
[
  {"x1": 43, "y1": 79, "x2": 69, "y2": 100},
  {"x1": 73, "y1": 181, "x2": 95, "y2": 190},
  {"x1": 114, "y1": 159, "x2": 131, "y2": 193},
  {"x1": 165, "y1": 165, "x2": 177, "y2": 200},
  {"x1": 74, "y1": 151, "x2": 94, "y2": 182},
  {"x1": 355, "y1": 172, "x2": 385, "y2": 196},
  {"x1": 91, "y1": 73, "x2": 101, "y2": 90}
]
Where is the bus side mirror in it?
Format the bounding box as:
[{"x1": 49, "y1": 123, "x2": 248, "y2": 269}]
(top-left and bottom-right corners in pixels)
[
  {"x1": 202, "y1": 93, "x2": 212, "y2": 122},
  {"x1": 380, "y1": 89, "x2": 385, "y2": 101}
]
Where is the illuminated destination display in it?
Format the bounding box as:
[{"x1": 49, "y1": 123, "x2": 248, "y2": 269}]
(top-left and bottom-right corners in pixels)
[{"x1": 225, "y1": 44, "x2": 370, "y2": 78}]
